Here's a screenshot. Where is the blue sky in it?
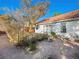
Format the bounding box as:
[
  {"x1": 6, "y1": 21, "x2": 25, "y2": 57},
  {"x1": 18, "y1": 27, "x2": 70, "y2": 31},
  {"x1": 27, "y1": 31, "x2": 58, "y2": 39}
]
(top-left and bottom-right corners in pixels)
[{"x1": 0, "y1": 0, "x2": 79, "y2": 21}]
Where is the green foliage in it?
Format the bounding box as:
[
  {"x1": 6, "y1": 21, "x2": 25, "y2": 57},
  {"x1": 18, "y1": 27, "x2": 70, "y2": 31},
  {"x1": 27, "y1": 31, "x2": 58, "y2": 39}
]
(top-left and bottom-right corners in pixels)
[
  {"x1": 15, "y1": 37, "x2": 36, "y2": 51},
  {"x1": 15, "y1": 33, "x2": 48, "y2": 51},
  {"x1": 15, "y1": 36, "x2": 28, "y2": 48},
  {"x1": 35, "y1": 34, "x2": 48, "y2": 41},
  {"x1": 51, "y1": 32, "x2": 57, "y2": 38},
  {"x1": 51, "y1": 32, "x2": 56, "y2": 36},
  {"x1": 28, "y1": 43, "x2": 36, "y2": 51}
]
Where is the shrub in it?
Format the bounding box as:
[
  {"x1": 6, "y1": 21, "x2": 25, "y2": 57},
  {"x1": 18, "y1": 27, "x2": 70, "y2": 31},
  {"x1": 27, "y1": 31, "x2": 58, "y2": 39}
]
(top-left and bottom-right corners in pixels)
[
  {"x1": 15, "y1": 33, "x2": 48, "y2": 51},
  {"x1": 28, "y1": 43, "x2": 37, "y2": 51},
  {"x1": 26, "y1": 33, "x2": 48, "y2": 42},
  {"x1": 15, "y1": 36, "x2": 29, "y2": 48},
  {"x1": 51, "y1": 32, "x2": 57, "y2": 38},
  {"x1": 36, "y1": 34, "x2": 48, "y2": 41}
]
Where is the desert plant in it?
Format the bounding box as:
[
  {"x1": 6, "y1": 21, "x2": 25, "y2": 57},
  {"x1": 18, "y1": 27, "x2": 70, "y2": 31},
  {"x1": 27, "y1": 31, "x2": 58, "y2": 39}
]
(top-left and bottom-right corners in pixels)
[
  {"x1": 15, "y1": 33, "x2": 48, "y2": 51},
  {"x1": 28, "y1": 43, "x2": 37, "y2": 51},
  {"x1": 0, "y1": 0, "x2": 50, "y2": 45},
  {"x1": 15, "y1": 36, "x2": 28, "y2": 48},
  {"x1": 51, "y1": 32, "x2": 57, "y2": 38},
  {"x1": 35, "y1": 34, "x2": 48, "y2": 41}
]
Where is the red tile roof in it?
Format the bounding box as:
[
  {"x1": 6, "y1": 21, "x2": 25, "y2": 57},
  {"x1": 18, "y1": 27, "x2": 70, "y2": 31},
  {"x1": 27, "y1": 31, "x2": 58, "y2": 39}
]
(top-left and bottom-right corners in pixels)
[{"x1": 38, "y1": 10, "x2": 79, "y2": 24}]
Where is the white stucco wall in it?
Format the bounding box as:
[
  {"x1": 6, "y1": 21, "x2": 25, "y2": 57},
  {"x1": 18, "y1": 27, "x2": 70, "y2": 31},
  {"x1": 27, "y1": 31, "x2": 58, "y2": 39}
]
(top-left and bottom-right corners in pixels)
[
  {"x1": 35, "y1": 19, "x2": 79, "y2": 39},
  {"x1": 35, "y1": 25, "x2": 45, "y2": 33},
  {"x1": 35, "y1": 24, "x2": 53, "y2": 34},
  {"x1": 56, "y1": 20, "x2": 79, "y2": 39},
  {"x1": 52, "y1": 23, "x2": 61, "y2": 35},
  {"x1": 66, "y1": 21, "x2": 79, "y2": 35}
]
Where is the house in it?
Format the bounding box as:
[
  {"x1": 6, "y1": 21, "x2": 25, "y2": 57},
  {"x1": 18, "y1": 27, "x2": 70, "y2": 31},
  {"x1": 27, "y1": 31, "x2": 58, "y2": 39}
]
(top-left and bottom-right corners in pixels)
[{"x1": 35, "y1": 10, "x2": 79, "y2": 38}]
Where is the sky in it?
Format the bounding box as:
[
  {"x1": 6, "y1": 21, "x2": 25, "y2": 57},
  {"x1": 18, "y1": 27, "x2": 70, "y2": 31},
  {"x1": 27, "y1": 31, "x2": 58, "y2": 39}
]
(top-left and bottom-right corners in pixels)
[{"x1": 0, "y1": 0, "x2": 79, "y2": 21}]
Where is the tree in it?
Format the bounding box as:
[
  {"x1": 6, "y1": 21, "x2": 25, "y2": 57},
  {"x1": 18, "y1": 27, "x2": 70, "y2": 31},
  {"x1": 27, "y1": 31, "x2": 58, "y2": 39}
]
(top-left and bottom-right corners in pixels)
[
  {"x1": 0, "y1": 0, "x2": 50, "y2": 44},
  {"x1": 21, "y1": 0, "x2": 50, "y2": 32}
]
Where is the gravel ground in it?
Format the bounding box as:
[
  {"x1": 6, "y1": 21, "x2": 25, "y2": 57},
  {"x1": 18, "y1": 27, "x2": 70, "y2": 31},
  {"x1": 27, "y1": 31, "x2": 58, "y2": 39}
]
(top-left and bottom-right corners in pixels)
[{"x1": 0, "y1": 35, "x2": 79, "y2": 59}]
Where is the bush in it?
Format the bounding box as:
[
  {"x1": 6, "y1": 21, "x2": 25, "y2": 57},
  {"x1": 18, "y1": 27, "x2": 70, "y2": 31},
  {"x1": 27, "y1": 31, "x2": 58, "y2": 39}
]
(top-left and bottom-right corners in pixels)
[
  {"x1": 15, "y1": 36, "x2": 29, "y2": 48},
  {"x1": 36, "y1": 34, "x2": 48, "y2": 41},
  {"x1": 28, "y1": 43, "x2": 37, "y2": 51},
  {"x1": 15, "y1": 37, "x2": 37, "y2": 51},
  {"x1": 51, "y1": 32, "x2": 57, "y2": 38},
  {"x1": 15, "y1": 33, "x2": 48, "y2": 51}
]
